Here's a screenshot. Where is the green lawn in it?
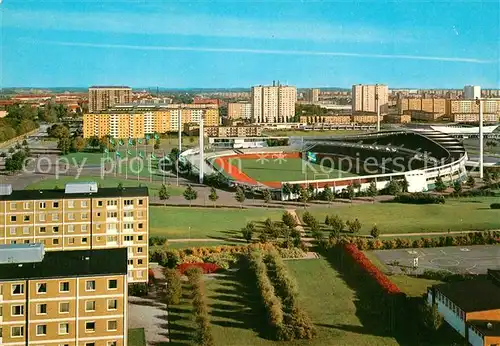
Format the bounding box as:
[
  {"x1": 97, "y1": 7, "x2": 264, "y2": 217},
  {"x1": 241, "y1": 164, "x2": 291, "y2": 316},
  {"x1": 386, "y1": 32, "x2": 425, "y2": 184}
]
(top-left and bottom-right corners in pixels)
[
  {"x1": 149, "y1": 207, "x2": 282, "y2": 239},
  {"x1": 262, "y1": 130, "x2": 369, "y2": 137},
  {"x1": 300, "y1": 197, "x2": 500, "y2": 235},
  {"x1": 26, "y1": 176, "x2": 184, "y2": 197},
  {"x1": 169, "y1": 258, "x2": 398, "y2": 346},
  {"x1": 227, "y1": 157, "x2": 355, "y2": 182},
  {"x1": 166, "y1": 240, "x2": 244, "y2": 249},
  {"x1": 128, "y1": 328, "x2": 146, "y2": 346}
]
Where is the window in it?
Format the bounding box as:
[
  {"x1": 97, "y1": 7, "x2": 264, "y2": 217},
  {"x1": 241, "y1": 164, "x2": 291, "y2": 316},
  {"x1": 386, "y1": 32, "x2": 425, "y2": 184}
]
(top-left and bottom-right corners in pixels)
[
  {"x1": 127, "y1": 259, "x2": 133, "y2": 265},
  {"x1": 107, "y1": 320, "x2": 117, "y2": 331},
  {"x1": 36, "y1": 324, "x2": 47, "y2": 336},
  {"x1": 9, "y1": 227, "x2": 16, "y2": 235},
  {"x1": 10, "y1": 215, "x2": 16, "y2": 222},
  {"x1": 138, "y1": 259, "x2": 143, "y2": 265},
  {"x1": 138, "y1": 235, "x2": 143, "y2": 241},
  {"x1": 53, "y1": 226, "x2": 59, "y2": 233},
  {"x1": 23, "y1": 227, "x2": 29, "y2": 234},
  {"x1": 59, "y1": 322, "x2": 69, "y2": 335},
  {"x1": 11, "y1": 305, "x2": 24, "y2": 316},
  {"x1": 137, "y1": 211, "x2": 143, "y2": 217},
  {"x1": 23, "y1": 215, "x2": 30, "y2": 222},
  {"x1": 37, "y1": 283, "x2": 47, "y2": 293},
  {"x1": 52, "y1": 213, "x2": 59, "y2": 221},
  {"x1": 10, "y1": 202, "x2": 17, "y2": 210},
  {"x1": 124, "y1": 236, "x2": 133, "y2": 241},
  {"x1": 97, "y1": 200, "x2": 103, "y2": 207},
  {"x1": 24, "y1": 202, "x2": 30, "y2": 210},
  {"x1": 24, "y1": 239, "x2": 29, "y2": 244},
  {"x1": 37, "y1": 304, "x2": 47, "y2": 315},
  {"x1": 81, "y1": 224, "x2": 88, "y2": 232},
  {"x1": 124, "y1": 223, "x2": 133, "y2": 230},
  {"x1": 86, "y1": 343, "x2": 95, "y2": 346},
  {"x1": 82, "y1": 237, "x2": 88, "y2": 244},
  {"x1": 138, "y1": 199, "x2": 144, "y2": 205},
  {"x1": 68, "y1": 213, "x2": 74, "y2": 220},
  {"x1": 60, "y1": 282, "x2": 69, "y2": 292},
  {"x1": 137, "y1": 270, "x2": 143, "y2": 278},
  {"x1": 107, "y1": 212, "x2": 117, "y2": 218},
  {"x1": 107, "y1": 235, "x2": 117, "y2": 242},
  {"x1": 82, "y1": 200, "x2": 88, "y2": 207},
  {"x1": 85, "y1": 322, "x2": 95, "y2": 332},
  {"x1": 39, "y1": 202, "x2": 46, "y2": 209},
  {"x1": 82, "y1": 213, "x2": 88, "y2": 220},
  {"x1": 85, "y1": 300, "x2": 96, "y2": 312},
  {"x1": 138, "y1": 247, "x2": 143, "y2": 253},
  {"x1": 39, "y1": 226, "x2": 46, "y2": 233},
  {"x1": 107, "y1": 299, "x2": 117, "y2": 310},
  {"x1": 68, "y1": 237, "x2": 75, "y2": 244},
  {"x1": 108, "y1": 342, "x2": 118, "y2": 346},
  {"x1": 68, "y1": 225, "x2": 74, "y2": 233},
  {"x1": 108, "y1": 279, "x2": 118, "y2": 290},
  {"x1": 59, "y1": 302, "x2": 70, "y2": 313},
  {"x1": 68, "y1": 200, "x2": 75, "y2": 208},
  {"x1": 124, "y1": 211, "x2": 133, "y2": 218},
  {"x1": 124, "y1": 199, "x2": 133, "y2": 206},
  {"x1": 12, "y1": 284, "x2": 24, "y2": 295},
  {"x1": 53, "y1": 202, "x2": 59, "y2": 208},
  {"x1": 53, "y1": 238, "x2": 59, "y2": 245},
  {"x1": 86, "y1": 280, "x2": 96, "y2": 291},
  {"x1": 107, "y1": 200, "x2": 117, "y2": 206},
  {"x1": 11, "y1": 326, "x2": 24, "y2": 337},
  {"x1": 138, "y1": 223, "x2": 143, "y2": 229}
]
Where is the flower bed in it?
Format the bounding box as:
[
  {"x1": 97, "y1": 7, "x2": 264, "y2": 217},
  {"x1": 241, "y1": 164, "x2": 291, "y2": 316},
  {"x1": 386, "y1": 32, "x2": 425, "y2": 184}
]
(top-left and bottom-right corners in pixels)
[
  {"x1": 344, "y1": 243, "x2": 401, "y2": 295},
  {"x1": 177, "y1": 262, "x2": 220, "y2": 274}
]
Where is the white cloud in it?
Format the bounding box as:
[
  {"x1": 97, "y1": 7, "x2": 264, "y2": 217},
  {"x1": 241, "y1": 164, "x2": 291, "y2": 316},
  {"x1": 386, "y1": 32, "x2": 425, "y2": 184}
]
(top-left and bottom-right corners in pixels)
[
  {"x1": 3, "y1": 8, "x2": 409, "y2": 43},
  {"x1": 30, "y1": 40, "x2": 493, "y2": 64}
]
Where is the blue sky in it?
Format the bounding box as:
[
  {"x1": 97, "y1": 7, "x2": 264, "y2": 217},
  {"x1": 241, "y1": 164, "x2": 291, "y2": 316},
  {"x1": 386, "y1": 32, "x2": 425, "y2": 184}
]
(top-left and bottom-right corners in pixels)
[{"x1": 1, "y1": 0, "x2": 499, "y2": 88}]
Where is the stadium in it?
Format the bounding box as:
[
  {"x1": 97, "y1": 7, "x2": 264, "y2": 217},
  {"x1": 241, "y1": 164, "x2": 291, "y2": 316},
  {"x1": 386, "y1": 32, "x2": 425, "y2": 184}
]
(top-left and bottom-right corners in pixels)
[{"x1": 183, "y1": 129, "x2": 468, "y2": 200}]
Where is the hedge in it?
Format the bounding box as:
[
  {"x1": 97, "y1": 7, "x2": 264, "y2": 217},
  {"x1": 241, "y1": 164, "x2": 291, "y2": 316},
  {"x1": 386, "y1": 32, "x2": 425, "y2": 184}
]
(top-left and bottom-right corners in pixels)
[
  {"x1": 393, "y1": 193, "x2": 445, "y2": 204},
  {"x1": 186, "y1": 267, "x2": 215, "y2": 346},
  {"x1": 344, "y1": 243, "x2": 401, "y2": 295},
  {"x1": 177, "y1": 262, "x2": 220, "y2": 275},
  {"x1": 491, "y1": 203, "x2": 500, "y2": 209}
]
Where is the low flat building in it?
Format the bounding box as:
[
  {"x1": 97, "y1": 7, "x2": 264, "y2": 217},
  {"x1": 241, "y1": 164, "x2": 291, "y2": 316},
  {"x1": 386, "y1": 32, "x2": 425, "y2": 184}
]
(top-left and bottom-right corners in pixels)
[
  {"x1": 452, "y1": 113, "x2": 498, "y2": 123},
  {"x1": 299, "y1": 115, "x2": 351, "y2": 124},
  {"x1": 351, "y1": 112, "x2": 379, "y2": 124},
  {"x1": 404, "y1": 110, "x2": 445, "y2": 122},
  {"x1": 385, "y1": 114, "x2": 411, "y2": 124},
  {"x1": 427, "y1": 269, "x2": 500, "y2": 346},
  {"x1": 184, "y1": 123, "x2": 261, "y2": 137},
  {"x1": 0, "y1": 244, "x2": 128, "y2": 346}
]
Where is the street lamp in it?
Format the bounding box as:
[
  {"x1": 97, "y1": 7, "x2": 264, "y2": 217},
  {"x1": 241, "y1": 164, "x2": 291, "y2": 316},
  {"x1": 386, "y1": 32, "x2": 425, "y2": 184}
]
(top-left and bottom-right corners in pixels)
[
  {"x1": 376, "y1": 92, "x2": 380, "y2": 132},
  {"x1": 199, "y1": 113, "x2": 204, "y2": 184},
  {"x1": 476, "y1": 97, "x2": 484, "y2": 179}
]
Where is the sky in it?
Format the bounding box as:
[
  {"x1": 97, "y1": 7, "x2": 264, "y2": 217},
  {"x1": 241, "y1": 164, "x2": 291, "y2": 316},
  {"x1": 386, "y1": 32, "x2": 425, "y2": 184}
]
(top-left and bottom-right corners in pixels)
[{"x1": 1, "y1": 0, "x2": 499, "y2": 88}]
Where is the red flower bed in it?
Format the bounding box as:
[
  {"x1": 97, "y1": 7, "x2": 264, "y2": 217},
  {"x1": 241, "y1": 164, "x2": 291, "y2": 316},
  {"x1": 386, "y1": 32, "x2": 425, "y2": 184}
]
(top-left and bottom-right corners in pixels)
[
  {"x1": 344, "y1": 243, "x2": 401, "y2": 295},
  {"x1": 177, "y1": 262, "x2": 220, "y2": 274}
]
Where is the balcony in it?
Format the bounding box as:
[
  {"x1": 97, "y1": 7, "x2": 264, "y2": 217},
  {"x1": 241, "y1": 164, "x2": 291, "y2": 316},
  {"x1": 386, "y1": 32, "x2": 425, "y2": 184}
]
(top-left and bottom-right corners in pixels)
[
  {"x1": 124, "y1": 240, "x2": 134, "y2": 246},
  {"x1": 123, "y1": 204, "x2": 134, "y2": 211},
  {"x1": 106, "y1": 228, "x2": 118, "y2": 234},
  {"x1": 106, "y1": 205, "x2": 118, "y2": 210},
  {"x1": 123, "y1": 216, "x2": 134, "y2": 222}
]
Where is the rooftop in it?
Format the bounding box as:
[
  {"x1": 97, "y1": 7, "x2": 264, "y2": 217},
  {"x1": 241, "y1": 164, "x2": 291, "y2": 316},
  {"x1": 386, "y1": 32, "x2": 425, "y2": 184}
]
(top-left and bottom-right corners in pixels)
[
  {"x1": 89, "y1": 86, "x2": 131, "y2": 89},
  {"x1": 435, "y1": 278, "x2": 500, "y2": 312},
  {"x1": 469, "y1": 320, "x2": 500, "y2": 337},
  {"x1": 0, "y1": 247, "x2": 127, "y2": 280},
  {"x1": 0, "y1": 186, "x2": 148, "y2": 201}
]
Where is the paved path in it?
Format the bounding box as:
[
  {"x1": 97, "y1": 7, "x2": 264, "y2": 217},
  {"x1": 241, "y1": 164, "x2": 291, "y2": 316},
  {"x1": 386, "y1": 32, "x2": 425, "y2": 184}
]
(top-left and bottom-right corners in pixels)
[
  {"x1": 128, "y1": 294, "x2": 169, "y2": 345},
  {"x1": 286, "y1": 209, "x2": 305, "y2": 235},
  {"x1": 378, "y1": 230, "x2": 494, "y2": 238}
]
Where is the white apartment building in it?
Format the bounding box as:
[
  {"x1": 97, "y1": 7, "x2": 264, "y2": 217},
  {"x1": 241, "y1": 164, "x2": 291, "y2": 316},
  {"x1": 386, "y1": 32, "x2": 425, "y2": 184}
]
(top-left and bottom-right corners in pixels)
[
  {"x1": 464, "y1": 85, "x2": 481, "y2": 100},
  {"x1": 352, "y1": 84, "x2": 389, "y2": 114},
  {"x1": 251, "y1": 83, "x2": 297, "y2": 123}
]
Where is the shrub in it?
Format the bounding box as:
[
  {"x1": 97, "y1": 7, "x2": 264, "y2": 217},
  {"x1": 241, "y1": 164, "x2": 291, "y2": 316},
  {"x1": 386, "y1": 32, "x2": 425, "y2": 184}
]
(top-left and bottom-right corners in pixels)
[
  {"x1": 164, "y1": 268, "x2": 182, "y2": 305},
  {"x1": 149, "y1": 236, "x2": 167, "y2": 246},
  {"x1": 149, "y1": 247, "x2": 181, "y2": 268},
  {"x1": 177, "y1": 262, "x2": 220, "y2": 275},
  {"x1": 491, "y1": 203, "x2": 500, "y2": 209},
  {"x1": 394, "y1": 193, "x2": 445, "y2": 204},
  {"x1": 370, "y1": 225, "x2": 380, "y2": 238},
  {"x1": 412, "y1": 239, "x2": 424, "y2": 248},
  {"x1": 301, "y1": 211, "x2": 317, "y2": 228},
  {"x1": 188, "y1": 266, "x2": 215, "y2": 346},
  {"x1": 203, "y1": 252, "x2": 237, "y2": 270},
  {"x1": 129, "y1": 283, "x2": 148, "y2": 297},
  {"x1": 346, "y1": 218, "x2": 361, "y2": 234},
  {"x1": 277, "y1": 247, "x2": 306, "y2": 259},
  {"x1": 183, "y1": 255, "x2": 204, "y2": 264}
]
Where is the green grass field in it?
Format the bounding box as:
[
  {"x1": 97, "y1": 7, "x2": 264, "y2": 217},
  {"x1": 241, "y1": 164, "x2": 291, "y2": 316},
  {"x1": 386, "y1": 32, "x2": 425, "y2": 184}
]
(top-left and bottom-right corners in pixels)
[
  {"x1": 169, "y1": 258, "x2": 398, "y2": 346},
  {"x1": 262, "y1": 130, "x2": 369, "y2": 137},
  {"x1": 227, "y1": 157, "x2": 355, "y2": 182},
  {"x1": 299, "y1": 197, "x2": 500, "y2": 235},
  {"x1": 127, "y1": 328, "x2": 146, "y2": 346},
  {"x1": 26, "y1": 176, "x2": 184, "y2": 197},
  {"x1": 149, "y1": 207, "x2": 282, "y2": 239}
]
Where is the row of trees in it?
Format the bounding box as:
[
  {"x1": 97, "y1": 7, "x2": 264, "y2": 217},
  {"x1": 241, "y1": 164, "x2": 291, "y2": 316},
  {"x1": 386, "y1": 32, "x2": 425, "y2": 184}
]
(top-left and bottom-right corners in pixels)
[
  {"x1": 186, "y1": 268, "x2": 215, "y2": 346},
  {"x1": 47, "y1": 124, "x2": 87, "y2": 155},
  {"x1": 0, "y1": 105, "x2": 38, "y2": 143}
]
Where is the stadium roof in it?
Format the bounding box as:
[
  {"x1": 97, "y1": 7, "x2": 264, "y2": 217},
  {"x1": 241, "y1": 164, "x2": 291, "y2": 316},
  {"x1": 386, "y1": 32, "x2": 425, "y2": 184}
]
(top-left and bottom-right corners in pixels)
[{"x1": 430, "y1": 125, "x2": 499, "y2": 135}]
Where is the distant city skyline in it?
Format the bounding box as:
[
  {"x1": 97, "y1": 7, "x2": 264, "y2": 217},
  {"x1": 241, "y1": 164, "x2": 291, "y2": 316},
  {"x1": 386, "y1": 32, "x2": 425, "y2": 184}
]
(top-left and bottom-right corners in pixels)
[{"x1": 2, "y1": 0, "x2": 499, "y2": 88}]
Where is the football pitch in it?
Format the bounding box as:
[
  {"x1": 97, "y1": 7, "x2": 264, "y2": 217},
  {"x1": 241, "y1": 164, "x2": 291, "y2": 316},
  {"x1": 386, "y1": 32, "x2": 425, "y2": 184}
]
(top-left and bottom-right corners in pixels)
[{"x1": 227, "y1": 157, "x2": 356, "y2": 182}]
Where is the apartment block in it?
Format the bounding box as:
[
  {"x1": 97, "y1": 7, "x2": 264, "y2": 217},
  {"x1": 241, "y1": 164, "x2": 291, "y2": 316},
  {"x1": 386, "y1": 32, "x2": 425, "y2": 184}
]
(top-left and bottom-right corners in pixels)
[
  {"x1": 89, "y1": 86, "x2": 132, "y2": 113},
  {"x1": 184, "y1": 124, "x2": 261, "y2": 137},
  {"x1": 299, "y1": 115, "x2": 351, "y2": 124},
  {"x1": 464, "y1": 85, "x2": 481, "y2": 100},
  {"x1": 352, "y1": 84, "x2": 389, "y2": 114},
  {"x1": 397, "y1": 98, "x2": 447, "y2": 116},
  {"x1": 449, "y1": 100, "x2": 499, "y2": 123},
  {"x1": 0, "y1": 183, "x2": 149, "y2": 283},
  {"x1": 227, "y1": 102, "x2": 252, "y2": 120},
  {"x1": 351, "y1": 113, "x2": 379, "y2": 124},
  {"x1": 83, "y1": 104, "x2": 219, "y2": 139},
  {"x1": 384, "y1": 114, "x2": 411, "y2": 124},
  {"x1": 303, "y1": 89, "x2": 320, "y2": 103},
  {"x1": 0, "y1": 244, "x2": 128, "y2": 346},
  {"x1": 251, "y1": 83, "x2": 297, "y2": 123}
]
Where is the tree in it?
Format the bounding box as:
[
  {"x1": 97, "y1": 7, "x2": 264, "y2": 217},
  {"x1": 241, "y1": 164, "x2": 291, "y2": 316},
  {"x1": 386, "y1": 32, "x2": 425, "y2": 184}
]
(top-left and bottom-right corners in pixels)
[
  {"x1": 262, "y1": 189, "x2": 272, "y2": 206},
  {"x1": 159, "y1": 184, "x2": 170, "y2": 205},
  {"x1": 164, "y1": 269, "x2": 182, "y2": 305},
  {"x1": 71, "y1": 136, "x2": 87, "y2": 153},
  {"x1": 117, "y1": 182, "x2": 124, "y2": 189},
  {"x1": 57, "y1": 137, "x2": 72, "y2": 155},
  {"x1": 282, "y1": 211, "x2": 298, "y2": 229},
  {"x1": 352, "y1": 181, "x2": 361, "y2": 194},
  {"x1": 208, "y1": 187, "x2": 219, "y2": 207},
  {"x1": 453, "y1": 180, "x2": 462, "y2": 194},
  {"x1": 346, "y1": 218, "x2": 361, "y2": 234},
  {"x1": 154, "y1": 139, "x2": 160, "y2": 150},
  {"x1": 326, "y1": 214, "x2": 344, "y2": 237},
  {"x1": 183, "y1": 185, "x2": 198, "y2": 207},
  {"x1": 483, "y1": 170, "x2": 492, "y2": 185},
  {"x1": 434, "y1": 175, "x2": 446, "y2": 192},
  {"x1": 48, "y1": 124, "x2": 70, "y2": 139},
  {"x1": 282, "y1": 183, "x2": 292, "y2": 199},
  {"x1": 492, "y1": 171, "x2": 500, "y2": 182},
  {"x1": 346, "y1": 184, "x2": 355, "y2": 202},
  {"x1": 370, "y1": 225, "x2": 380, "y2": 238},
  {"x1": 307, "y1": 183, "x2": 315, "y2": 200},
  {"x1": 241, "y1": 222, "x2": 255, "y2": 243},
  {"x1": 4, "y1": 151, "x2": 27, "y2": 174},
  {"x1": 22, "y1": 139, "x2": 28, "y2": 146},
  {"x1": 234, "y1": 186, "x2": 246, "y2": 208},
  {"x1": 466, "y1": 175, "x2": 475, "y2": 189},
  {"x1": 421, "y1": 303, "x2": 443, "y2": 332},
  {"x1": 400, "y1": 177, "x2": 410, "y2": 193},
  {"x1": 321, "y1": 185, "x2": 335, "y2": 205},
  {"x1": 367, "y1": 181, "x2": 378, "y2": 202},
  {"x1": 386, "y1": 180, "x2": 402, "y2": 195},
  {"x1": 298, "y1": 187, "x2": 311, "y2": 208},
  {"x1": 301, "y1": 211, "x2": 317, "y2": 228},
  {"x1": 291, "y1": 183, "x2": 301, "y2": 199}
]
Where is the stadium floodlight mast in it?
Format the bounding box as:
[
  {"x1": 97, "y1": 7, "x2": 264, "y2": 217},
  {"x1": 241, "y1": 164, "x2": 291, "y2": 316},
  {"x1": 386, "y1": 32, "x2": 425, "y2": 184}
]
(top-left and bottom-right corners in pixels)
[
  {"x1": 476, "y1": 97, "x2": 484, "y2": 179},
  {"x1": 177, "y1": 111, "x2": 182, "y2": 186},
  {"x1": 376, "y1": 92, "x2": 381, "y2": 132}
]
